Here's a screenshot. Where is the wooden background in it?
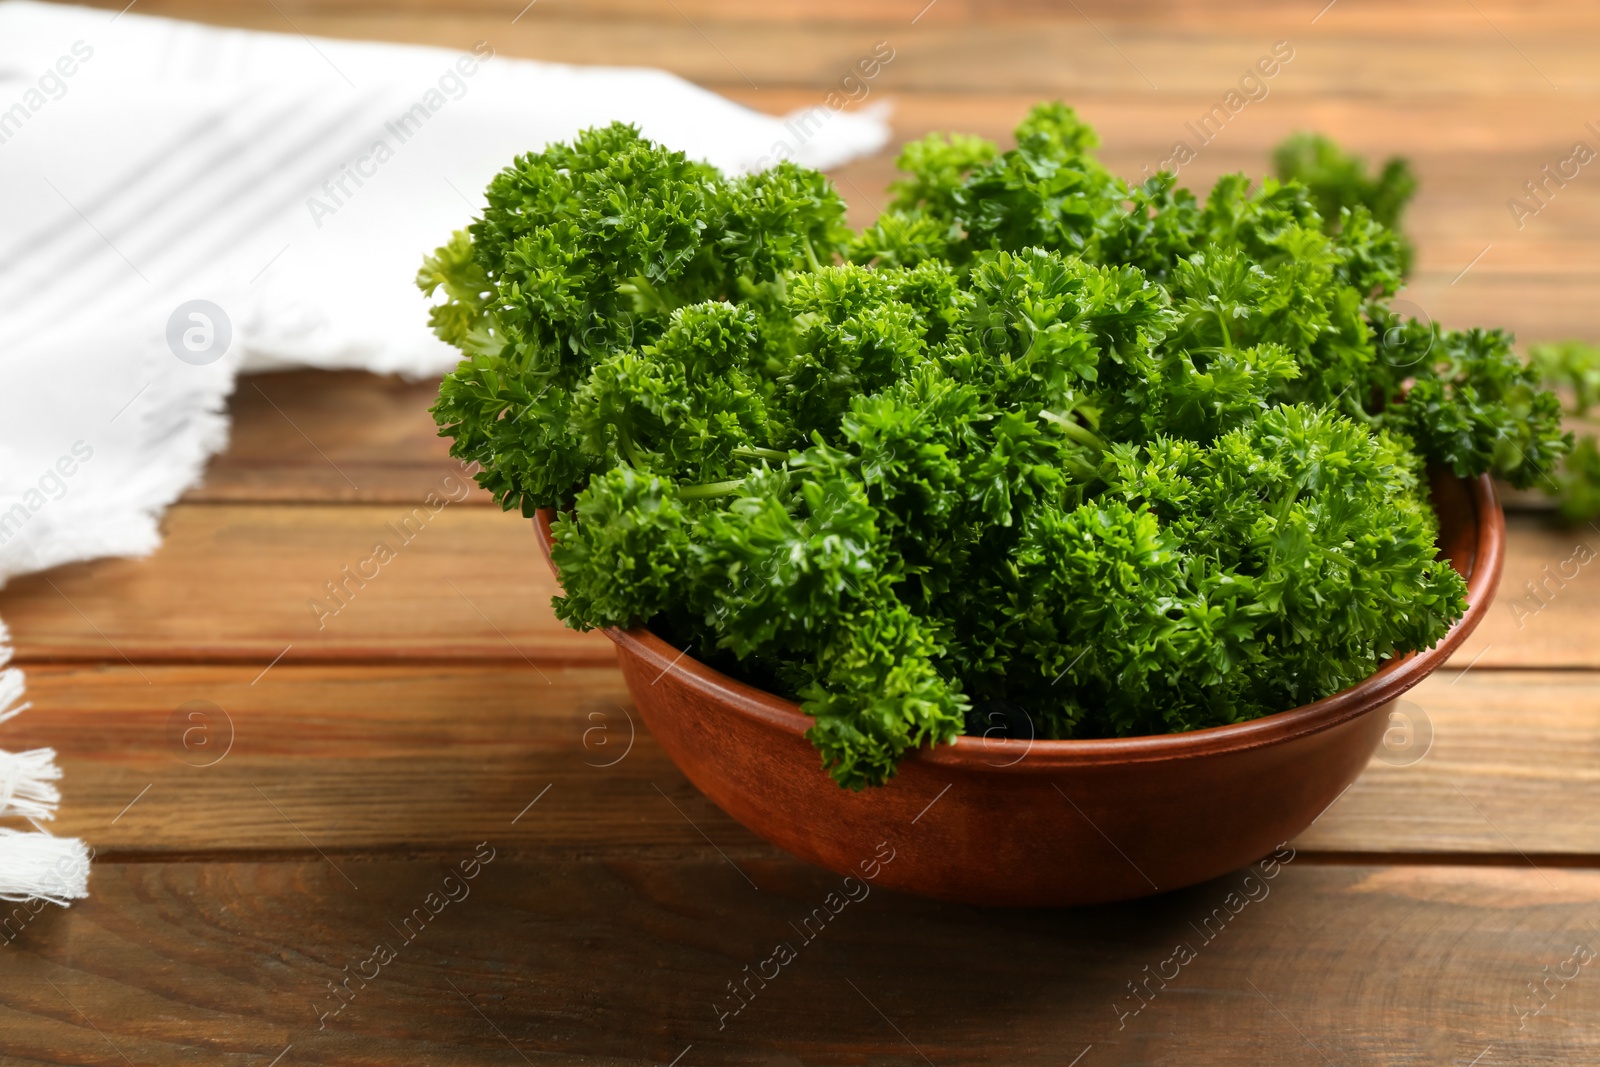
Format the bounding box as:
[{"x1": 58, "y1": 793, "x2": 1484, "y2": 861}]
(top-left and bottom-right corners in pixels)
[{"x1": 3, "y1": 1, "x2": 1600, "y2": 1064}]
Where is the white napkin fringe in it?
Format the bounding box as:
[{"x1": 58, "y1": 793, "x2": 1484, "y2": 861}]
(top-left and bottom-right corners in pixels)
[{"x1": 0, "y1": 623, "x2": 88, "y2": 906}]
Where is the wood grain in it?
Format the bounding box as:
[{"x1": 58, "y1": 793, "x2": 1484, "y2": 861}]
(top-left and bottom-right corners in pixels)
[
  {"x1": 13, "y1": 664, "x2": 666, "y2": 854},
  {"x1": 63, "y1": 0, "x2": 1600, "y2": 95},
  {"x1": 2, "y1": 663, "x2": 1595, "y2": 859},
  {"x1": 68, "y1": 0, "x2": 1600, "y2": 30},
  {"x1": 2, "y1": 860, "x2": 1598, "y2": 1065},
  {"x1": 1450, "y1": 515, "x2": 1600, "y2": 669},
  {"x1": 1300, "y1": 669, "x2": 1600, "y2": 856},
  {"x1": 189, "y1": 371, "x2": 493, "y2": 506},
  {"x1": 1, "y1": 504, "x2": 611, "y2": 665}
]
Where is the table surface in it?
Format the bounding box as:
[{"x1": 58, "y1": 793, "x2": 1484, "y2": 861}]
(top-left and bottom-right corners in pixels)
[{"x1": 5, "y1": 1, "x2": 1600, "y2": 1064}]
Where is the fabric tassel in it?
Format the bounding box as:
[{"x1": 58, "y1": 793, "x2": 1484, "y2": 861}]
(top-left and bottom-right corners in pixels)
[
  {"x1": 0, "y1": 747, "x2": 63, "y2": 822},
  {"x1": 0, "y1": 829, "x2": 90, "y2": 905},
  {"x1": 0, "y1": 650, "x2": 25, "y2": 726},
  {"x1": 0, "y1": 621, "x2": 90, "y2": 905}
]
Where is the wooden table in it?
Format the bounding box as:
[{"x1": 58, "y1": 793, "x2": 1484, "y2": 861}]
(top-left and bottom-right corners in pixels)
[{"x1": 4, "y1": 1, "x2": 1600, "y2": 1063}]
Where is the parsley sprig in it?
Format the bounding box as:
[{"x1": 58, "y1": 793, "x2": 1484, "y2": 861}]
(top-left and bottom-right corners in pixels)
[{"x1": 1273, "y1": 132, "x2": 1597, "y2": 519}]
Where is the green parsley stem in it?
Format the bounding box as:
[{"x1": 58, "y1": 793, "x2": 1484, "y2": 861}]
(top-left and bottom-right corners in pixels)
[{"x1": 679, "y1": 478, "x2": 747, "y2": 499}]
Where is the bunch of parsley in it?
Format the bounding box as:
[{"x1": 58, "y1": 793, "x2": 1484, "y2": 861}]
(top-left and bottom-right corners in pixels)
[{"x1": 421, "y1": 105, "x2": 1566, "y2": 789}]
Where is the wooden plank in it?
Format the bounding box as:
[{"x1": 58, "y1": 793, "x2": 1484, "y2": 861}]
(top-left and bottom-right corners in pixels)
[
  {"x1": 13, "y1": 664, "x2": 676, "y2": 854},
  {"x1": 1455, "y1": 515, "x2": 1600, "y2": 670},
  {"x1": 65, "y1": 0, "x2": 1600, "y2": 32},
  {"x1": 7, "y1": 663, "x2": 1598, "y2": 858},
  {"x1": 0, "y1": 859, "x2": 1597, "y2": 1064},
  {"x1": 55, "y1": 3, "x2": 1600, "y2": 98},
  {"x1": 1299, "y1": 669, "x2": 1600, "y2": 856},
  {"x1": 806, "y1": 90, "x2": 1600, "y2": 195},
  {"x1": 188, "y1": 371, "x2": 492, "y2": 506},
  {"x1": 0, "y1": 504, "x2": 611, "y2": 665},
  {"x1": 67, "y1": 0, "x2": 1600, "y2": 32}
]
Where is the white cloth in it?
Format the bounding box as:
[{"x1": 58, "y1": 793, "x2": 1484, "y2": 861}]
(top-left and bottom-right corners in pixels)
[{"x1": 0, "y1": 0, "x2": 890, "y2": 902}]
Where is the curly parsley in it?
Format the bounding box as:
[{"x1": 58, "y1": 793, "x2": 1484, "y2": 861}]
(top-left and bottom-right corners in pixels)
[{"x1": 421, "y1": 106, "x2": 1565, "y2": 788}]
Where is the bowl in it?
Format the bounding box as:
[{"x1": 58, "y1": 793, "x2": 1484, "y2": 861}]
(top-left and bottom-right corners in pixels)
[{"x1": 534, "y1": 470, "x2": 1502, "y2": 907}]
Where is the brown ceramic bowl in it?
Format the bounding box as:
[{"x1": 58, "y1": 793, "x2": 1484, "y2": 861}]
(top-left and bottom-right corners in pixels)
[{"x1": 534, "y1": 470, "x2": 1502, "y2": 907}]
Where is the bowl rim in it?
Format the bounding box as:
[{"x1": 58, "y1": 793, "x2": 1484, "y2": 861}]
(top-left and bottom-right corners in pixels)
[{"x1": 533, "y1": 472, "x2": 1503, "y2": 771}]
